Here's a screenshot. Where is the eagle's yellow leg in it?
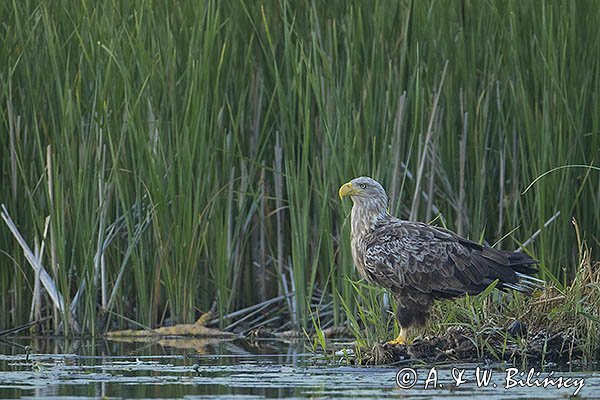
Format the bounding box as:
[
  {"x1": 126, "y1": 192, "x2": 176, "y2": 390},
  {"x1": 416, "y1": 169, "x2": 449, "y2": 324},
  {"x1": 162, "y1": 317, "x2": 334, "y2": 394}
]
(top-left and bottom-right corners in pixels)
[{"x1": 387, "y1": 327, "x2": 412, "y2": 345}]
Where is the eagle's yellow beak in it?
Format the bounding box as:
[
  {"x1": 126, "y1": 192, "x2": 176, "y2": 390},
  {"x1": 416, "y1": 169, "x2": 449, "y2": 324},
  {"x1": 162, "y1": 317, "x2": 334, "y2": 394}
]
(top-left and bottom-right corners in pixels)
[{"x1": 339, "y1": 182, "x2": 358, "y2": 199}]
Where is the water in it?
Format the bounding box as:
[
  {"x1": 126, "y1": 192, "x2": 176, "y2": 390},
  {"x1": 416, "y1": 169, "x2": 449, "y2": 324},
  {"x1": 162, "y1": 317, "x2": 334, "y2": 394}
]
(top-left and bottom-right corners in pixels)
[{"x1": 0, "y1": 337, "x2": 597, "y2": 399}]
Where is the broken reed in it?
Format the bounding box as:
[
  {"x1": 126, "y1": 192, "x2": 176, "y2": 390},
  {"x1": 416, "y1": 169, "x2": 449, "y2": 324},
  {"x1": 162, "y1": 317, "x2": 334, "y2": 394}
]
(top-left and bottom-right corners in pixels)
[{"x1": 1, "y1": 1, "x2": 599, "y2": 335}]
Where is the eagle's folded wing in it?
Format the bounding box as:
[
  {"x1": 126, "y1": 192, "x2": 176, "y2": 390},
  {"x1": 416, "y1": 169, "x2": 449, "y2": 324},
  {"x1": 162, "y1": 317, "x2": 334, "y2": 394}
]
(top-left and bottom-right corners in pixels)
[{"x1": 362, "y1": 220, "x2": 539, "y2": 299}]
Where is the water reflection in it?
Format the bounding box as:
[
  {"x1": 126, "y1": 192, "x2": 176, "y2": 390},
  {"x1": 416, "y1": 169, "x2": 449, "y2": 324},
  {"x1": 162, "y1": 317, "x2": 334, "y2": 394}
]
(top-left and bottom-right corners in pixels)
[{"x1": 0, "y1": 337, "x2": 596, "y2": 399}]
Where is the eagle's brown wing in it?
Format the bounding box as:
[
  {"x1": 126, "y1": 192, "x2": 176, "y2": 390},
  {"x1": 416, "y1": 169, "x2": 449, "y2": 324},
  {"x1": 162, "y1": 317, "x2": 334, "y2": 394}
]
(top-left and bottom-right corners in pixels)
[{"x1": 361, "y1": 219, "x2": 539, "y2": 300}]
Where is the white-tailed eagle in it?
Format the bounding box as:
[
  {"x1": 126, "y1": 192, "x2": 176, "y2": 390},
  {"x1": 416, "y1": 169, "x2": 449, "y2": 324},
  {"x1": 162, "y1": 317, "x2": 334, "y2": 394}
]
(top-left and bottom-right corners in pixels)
[{"x1": 339, "y1": 176, "x2": 542, "y2": 345}]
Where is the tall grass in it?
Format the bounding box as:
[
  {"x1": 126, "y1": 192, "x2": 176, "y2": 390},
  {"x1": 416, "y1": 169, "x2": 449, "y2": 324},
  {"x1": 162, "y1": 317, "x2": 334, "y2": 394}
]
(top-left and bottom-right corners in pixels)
[{"x1": 1, "y1": 0, "x2": 599, "y2": 334}]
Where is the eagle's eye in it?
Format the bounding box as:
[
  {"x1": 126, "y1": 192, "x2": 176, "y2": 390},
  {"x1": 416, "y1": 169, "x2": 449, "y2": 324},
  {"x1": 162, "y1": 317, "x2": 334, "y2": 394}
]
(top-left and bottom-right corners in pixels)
[{"x1": 359, "y1": 183, "x2": 367, "y2": 189}]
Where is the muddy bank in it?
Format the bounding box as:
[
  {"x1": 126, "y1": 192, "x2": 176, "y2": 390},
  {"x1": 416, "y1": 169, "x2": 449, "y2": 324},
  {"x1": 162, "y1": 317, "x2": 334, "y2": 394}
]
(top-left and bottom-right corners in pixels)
[{"x1": 360, "y1": 325, "x2": 587, "y2": 366}]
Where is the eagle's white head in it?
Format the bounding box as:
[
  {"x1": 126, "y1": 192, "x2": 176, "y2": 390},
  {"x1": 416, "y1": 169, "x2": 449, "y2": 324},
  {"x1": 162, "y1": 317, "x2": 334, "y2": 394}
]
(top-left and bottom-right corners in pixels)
[{"x1": 339, "y1": 176, "x2": 389, "y2": 238}]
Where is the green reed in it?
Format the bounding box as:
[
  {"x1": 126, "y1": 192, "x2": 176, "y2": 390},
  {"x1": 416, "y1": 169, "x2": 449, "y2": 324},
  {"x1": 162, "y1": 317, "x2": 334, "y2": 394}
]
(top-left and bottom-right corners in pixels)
[{"x1": 1, "y1": 0, "x2": 599, "y2": 336}]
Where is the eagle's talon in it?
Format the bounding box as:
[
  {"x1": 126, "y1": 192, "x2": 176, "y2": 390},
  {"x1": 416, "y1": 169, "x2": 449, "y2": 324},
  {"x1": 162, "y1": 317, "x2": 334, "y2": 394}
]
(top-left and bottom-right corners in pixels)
[
  {"x1": 386, "y1": 337, "x2": 408, "y2": 346},
  {"x1": 386, "y1": 329, "x2": 412, "y2": 346}
]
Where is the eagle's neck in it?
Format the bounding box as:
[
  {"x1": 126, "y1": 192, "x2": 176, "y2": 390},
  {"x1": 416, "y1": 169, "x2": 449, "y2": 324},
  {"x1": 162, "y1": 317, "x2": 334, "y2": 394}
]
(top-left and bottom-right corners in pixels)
[
  {"x1": 349, "y1": 199, "x2": 388, "y2": 281},
  {"x1": 350, "y1": 200, "x2": 388, "y2": 240}
]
